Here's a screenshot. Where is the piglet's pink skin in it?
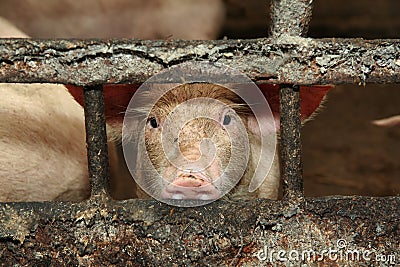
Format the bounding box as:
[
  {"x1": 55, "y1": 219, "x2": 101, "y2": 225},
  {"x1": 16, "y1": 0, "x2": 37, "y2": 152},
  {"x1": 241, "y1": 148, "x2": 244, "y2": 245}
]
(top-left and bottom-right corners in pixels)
[
  {"x1": 66, "y1": 84, "x2": 332, "y2": 128},
  {"x1": 0, "y1": 83, "x2": 90, "y2": 202},
  {"x1": 0, "y1": 17, "x2": 90, "y2": 202},
  {"x1": 0, "y1": 0, "x2": 225, "y2": 39}
]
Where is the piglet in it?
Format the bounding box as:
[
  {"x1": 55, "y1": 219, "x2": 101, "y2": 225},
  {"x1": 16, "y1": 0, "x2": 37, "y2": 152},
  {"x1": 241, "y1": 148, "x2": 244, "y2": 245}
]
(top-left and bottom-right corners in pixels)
[
  {"x1": 124, "y1": 83, "x2": 279, "y2": 202},
  {"x1": 68, "y1": 82, "x2": 332, "y2": 202}
]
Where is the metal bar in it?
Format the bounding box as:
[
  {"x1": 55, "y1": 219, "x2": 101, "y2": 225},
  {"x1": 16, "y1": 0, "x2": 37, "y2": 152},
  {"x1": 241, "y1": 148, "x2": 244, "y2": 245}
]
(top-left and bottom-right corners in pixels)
[
  {"x1": 0, "y1": 38, "x2": 399, "y2": 85},
  {"x1": 271, "y1": 0, "x2": 312, "y2": 200},
  {"x1": 270, "y1": 0, "x2": 314, "y2": 37},
  {"x1": 83, "y1": 85, "x2": 110, "y2": 199},
  {"x1": 280, "y1": 85, "x2": 304, "y2": 200},
  {"x1": 0, "y1": 197, "x2": 399, "y2": 266}
]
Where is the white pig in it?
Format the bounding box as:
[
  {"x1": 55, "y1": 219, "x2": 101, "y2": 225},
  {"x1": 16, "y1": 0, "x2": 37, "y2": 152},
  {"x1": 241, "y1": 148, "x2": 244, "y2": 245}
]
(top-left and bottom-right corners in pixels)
[
  {"x1": 0, "y1": 17, "x2": 90, "y2": 201},
  {"x1": 0, "y1": 83, "x2": 90, "y2": 201},
  {"x1": 0, "y1": 0, "x2": 225, "y2": 39}
]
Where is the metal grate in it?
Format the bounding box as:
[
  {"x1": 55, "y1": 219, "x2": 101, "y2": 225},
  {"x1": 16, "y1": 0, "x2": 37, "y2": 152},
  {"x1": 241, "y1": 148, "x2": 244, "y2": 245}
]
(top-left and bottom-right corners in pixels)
[{"x1": 0, "y1": 0, "x2": 399, "y2": 265}]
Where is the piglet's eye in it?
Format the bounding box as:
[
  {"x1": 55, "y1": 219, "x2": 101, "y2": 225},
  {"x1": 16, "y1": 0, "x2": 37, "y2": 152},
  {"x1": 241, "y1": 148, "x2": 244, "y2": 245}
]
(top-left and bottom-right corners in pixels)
[
  {"x1": 223, "y1": 115, "x2": 231, "y2": 125},
  {"x1": 149, "y1": 117, "x2": 158, "y2": 128}
]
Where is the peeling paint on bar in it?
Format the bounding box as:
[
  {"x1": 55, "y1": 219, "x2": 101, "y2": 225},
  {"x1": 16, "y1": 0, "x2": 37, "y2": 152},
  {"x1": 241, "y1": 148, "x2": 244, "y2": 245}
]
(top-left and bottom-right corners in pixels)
[{"x1": 0, "y1": 37, "x2": 399, "y2": 85}]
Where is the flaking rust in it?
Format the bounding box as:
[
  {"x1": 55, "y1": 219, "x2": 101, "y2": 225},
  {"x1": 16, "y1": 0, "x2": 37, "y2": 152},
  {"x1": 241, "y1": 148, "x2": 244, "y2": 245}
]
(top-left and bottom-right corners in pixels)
[
  {"x1": 0, "y1": 197, "x2": 399, "y2": 266},
  {"x1": 0, "y1": 38, "x2": 400, "y2": 85}
]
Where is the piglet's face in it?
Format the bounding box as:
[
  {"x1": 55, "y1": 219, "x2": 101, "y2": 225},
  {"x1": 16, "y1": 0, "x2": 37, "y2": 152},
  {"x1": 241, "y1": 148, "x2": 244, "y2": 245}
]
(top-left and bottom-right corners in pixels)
[{"x1": 132, "y1": 83, "x2": 252, "y2": 202}]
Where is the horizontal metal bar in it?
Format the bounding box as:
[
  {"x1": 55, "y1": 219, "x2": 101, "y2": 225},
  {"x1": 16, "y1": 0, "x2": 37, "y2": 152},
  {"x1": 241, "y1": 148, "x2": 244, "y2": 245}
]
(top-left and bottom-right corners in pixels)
[
  {"x1": 0, "y1": 197, "x2": 399, "y2": 266},
  {"x1": 0, "y1": 38, "x2": 399, "y2": 85}
]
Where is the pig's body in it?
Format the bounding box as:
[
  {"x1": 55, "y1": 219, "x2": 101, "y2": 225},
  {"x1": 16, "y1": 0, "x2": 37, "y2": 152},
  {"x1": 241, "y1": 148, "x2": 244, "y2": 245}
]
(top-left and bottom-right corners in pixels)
[
  {"x1": 0, "y1": 0, "x2": 225, "y2": 39},
  {"x1": 123, "y1": 83, "x2": 280, "y2": 201},
  {"x1": 0, "y1": 18, "x2": 89, "y2": 202},
  {"x1": 0, "y1": 83, "x2": 89, "y2": 202}
]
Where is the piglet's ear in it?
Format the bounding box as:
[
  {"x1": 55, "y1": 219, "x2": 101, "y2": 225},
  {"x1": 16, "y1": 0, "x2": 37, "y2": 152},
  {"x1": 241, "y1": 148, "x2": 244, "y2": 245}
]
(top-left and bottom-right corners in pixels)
[
  {"x1": 257, "y1": 84, "x2": 333, "y2": 131},
  {"x1": 65, "y1": 84, "x2": 140, "y2": 127}
]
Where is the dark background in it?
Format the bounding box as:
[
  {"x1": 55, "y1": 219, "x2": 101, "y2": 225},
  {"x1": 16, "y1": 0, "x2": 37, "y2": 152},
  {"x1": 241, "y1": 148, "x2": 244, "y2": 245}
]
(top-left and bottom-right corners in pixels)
[{"x1": 222, "y1": 0, "x2": 400, "y2": 197}]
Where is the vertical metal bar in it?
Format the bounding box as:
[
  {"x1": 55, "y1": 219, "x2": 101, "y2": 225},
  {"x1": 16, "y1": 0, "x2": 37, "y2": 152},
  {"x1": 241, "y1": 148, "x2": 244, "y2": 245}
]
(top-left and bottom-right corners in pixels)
[
  {"x1": 270, "y1": 0, "x2": 313, "y2": 200},
  {"x1": 83, "y1": 85, "x2": 110, "y2": 199},
  {"x1": 280, "y1": 85, "x2": 303, "y2": 200},
  {"x1": 270, "y1": 0, "x2": 314, "y2": 37}
]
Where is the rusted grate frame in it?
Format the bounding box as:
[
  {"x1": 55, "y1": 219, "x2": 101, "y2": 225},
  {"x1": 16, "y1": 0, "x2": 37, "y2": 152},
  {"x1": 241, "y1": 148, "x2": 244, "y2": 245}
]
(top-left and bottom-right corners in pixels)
[
  {"x1": 271, "y1": 0, "x2": 314, "y2": 200},
  {"x1": 83, "y1": 85, "x2": 110, "y2": 199},
  {"x1": 0, "y1": 0, "x2": 399, "y2": 265},
  {"x1": 0, "y1": 38, "x2": 399, "y2": 85},
  {"x1": 279, "y1": 85, "x2": 304, "y2": 200}
]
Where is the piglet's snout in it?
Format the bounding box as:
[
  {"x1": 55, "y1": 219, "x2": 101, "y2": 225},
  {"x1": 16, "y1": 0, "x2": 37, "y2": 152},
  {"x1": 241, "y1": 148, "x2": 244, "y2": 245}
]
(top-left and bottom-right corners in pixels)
[{"x1": 161, "y1": 171, "x2": 221, "y2": 200}]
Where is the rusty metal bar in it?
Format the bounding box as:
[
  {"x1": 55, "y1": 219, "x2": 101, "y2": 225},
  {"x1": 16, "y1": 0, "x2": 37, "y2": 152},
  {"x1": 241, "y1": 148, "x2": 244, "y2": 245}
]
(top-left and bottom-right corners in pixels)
[
  {"x1": 280, "y1": 85, "x2": 304, "y2": 200},
  {"x1": 0, "y1": 38, "x2": 399, "y2": 85},
  {"x1": 271, "y1": 0, "x2": 311, "y2": 200},
  {"x1": 270, "y1": 0, "x2": 314, "y2": 37},
  {"x1": 83, "y1": 85, "x2": 110, "y2": 199},
  {"x1": 0, "y1": 197, "x2": 399, "y2": 265}
]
